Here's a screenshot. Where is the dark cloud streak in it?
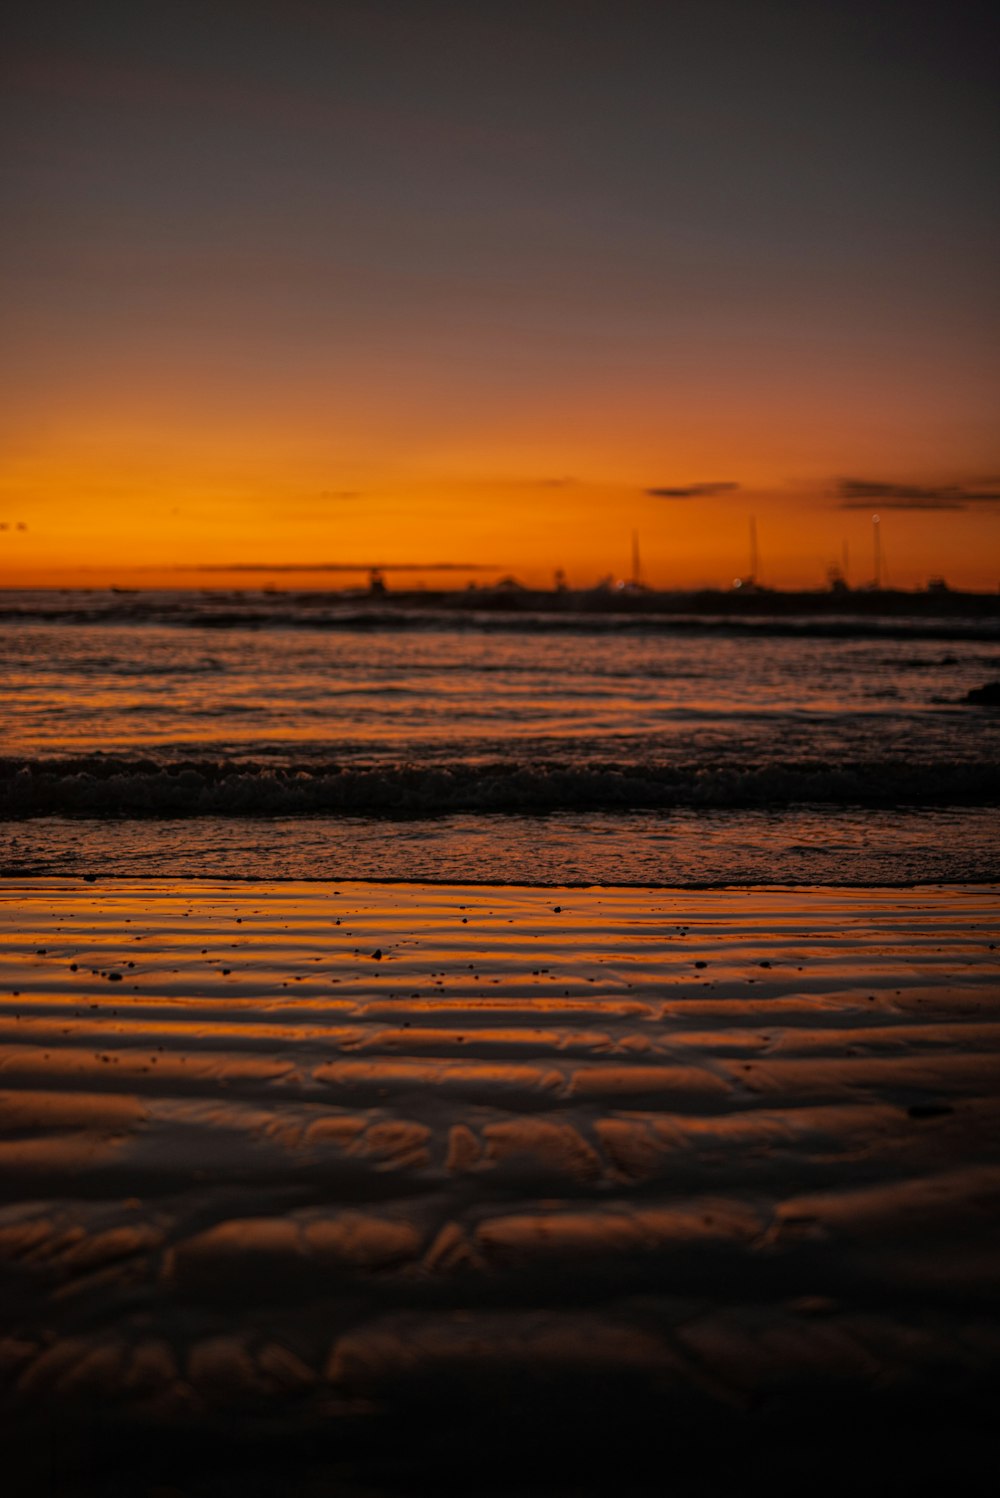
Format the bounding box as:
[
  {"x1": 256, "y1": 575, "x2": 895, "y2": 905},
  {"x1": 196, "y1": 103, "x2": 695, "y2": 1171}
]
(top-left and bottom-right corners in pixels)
[
  {"x1": 645, "y1": 482, "x2": 740, "y2": 499},
  {"x1": 180, "y1": 562, "x2": 499, "y2": 573},
  {"x1": 836, "y1": 478, "x2": 1000, "y2": 511}
]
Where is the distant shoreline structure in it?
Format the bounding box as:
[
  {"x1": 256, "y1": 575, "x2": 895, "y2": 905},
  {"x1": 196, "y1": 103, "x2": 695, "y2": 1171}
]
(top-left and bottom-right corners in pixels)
[
  {"x1": 1, "y1": 582, "x2": 998, "y2": 621},
  {"x1": 334, "y1": 582, "x2": 1000, "y2": 619}
]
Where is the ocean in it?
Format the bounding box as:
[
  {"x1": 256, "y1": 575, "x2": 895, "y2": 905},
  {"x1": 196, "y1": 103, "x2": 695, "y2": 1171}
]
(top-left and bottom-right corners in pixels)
[{"x1": 2, "y1": 588, "x2": 997, "y2": 883}]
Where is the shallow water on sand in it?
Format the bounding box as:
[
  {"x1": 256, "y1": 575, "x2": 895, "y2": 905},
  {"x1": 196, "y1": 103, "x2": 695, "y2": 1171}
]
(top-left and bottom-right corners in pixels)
[{"x1": 3, "y1": 806, "x2": 998, "y2": 884}]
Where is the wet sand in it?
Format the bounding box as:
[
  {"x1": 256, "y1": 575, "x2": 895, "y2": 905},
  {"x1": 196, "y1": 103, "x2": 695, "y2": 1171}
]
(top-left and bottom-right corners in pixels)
[{"x1": 1, "y1": 880, "x2": 999, "y2": 1495}]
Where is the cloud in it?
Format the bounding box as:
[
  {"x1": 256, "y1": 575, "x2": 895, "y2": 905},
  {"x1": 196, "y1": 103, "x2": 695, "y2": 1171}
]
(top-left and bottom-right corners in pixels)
[
  {"x1": 645, "y1": 482, "x2": 740, "y2": 499},
  {"x1": 182, "y1": 562, "x2": 497, "y2": 573},
  {"x1": 835, "y1": 478, "x2": 1000, "y2": 511}
]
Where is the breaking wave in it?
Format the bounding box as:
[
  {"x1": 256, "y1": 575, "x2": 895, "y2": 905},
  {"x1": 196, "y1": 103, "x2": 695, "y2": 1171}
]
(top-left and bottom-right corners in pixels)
[{"x1": 2, "y1": 756, "x2": 996, "y2": 818}]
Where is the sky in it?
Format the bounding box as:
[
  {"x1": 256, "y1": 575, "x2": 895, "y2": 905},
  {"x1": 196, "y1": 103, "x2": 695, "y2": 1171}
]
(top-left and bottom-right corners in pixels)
[{"x1": 2, "y1": 0, "x2": 998, "y2": 590}]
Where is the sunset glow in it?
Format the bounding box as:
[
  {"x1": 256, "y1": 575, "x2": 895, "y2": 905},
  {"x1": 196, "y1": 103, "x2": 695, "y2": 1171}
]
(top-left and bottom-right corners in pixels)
[{"x1": 3, "y1": 3, "x2": 997, "y2": 591}]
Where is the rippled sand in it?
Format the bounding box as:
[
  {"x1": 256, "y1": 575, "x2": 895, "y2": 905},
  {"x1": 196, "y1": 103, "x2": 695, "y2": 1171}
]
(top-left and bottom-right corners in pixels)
[{"x1": 1, "y1": 881, "x2": 999, "y2": 1494}]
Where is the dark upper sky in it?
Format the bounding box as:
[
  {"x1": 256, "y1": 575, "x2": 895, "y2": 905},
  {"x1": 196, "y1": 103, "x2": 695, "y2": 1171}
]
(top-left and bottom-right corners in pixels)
[{"x1": 2, "y1": 0, "x2": 998, "y2": 585}]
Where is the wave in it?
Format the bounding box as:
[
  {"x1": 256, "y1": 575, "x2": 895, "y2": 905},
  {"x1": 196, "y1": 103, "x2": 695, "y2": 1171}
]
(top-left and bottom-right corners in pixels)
[
  {"x1": 2, "y1": 596, "x2": 999, "y2": 640},
  {"x1": 2, "y1": 755, "x2": 997, "y2": 817}
]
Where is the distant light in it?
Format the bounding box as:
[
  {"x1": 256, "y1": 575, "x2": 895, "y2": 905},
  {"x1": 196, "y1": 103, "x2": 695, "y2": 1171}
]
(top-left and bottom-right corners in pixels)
[{"x1": 733, "y1": 577, "x2": 742, "y2": 588}]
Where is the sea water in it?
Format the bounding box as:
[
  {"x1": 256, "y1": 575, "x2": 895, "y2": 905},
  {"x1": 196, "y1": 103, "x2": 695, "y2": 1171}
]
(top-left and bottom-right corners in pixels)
[{"x1": 2, "y1": 591, "x2": 997, "y2": 883}]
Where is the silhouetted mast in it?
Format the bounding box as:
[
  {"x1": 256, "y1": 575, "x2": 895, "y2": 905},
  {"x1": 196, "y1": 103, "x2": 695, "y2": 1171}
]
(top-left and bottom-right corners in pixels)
[
  {"x1": 872, "y1": 514, "x2": 882, "y2": 589},
  {"x1": 749, "y1": 516, "x2": 758, "y2": 587},
  {"x1": 631, "y1": 529, "x2": 641, "y2": 588}
]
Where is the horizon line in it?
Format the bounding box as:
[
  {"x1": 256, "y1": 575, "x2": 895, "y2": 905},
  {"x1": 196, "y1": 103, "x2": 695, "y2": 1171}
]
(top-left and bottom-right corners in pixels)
[{"x1": 13, "y1": 561, "x2": 507, "y2": 574}]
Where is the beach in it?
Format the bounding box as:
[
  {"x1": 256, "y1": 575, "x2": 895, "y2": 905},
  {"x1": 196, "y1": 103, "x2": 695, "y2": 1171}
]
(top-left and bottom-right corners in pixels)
[
  {"x1": 6, "y1": 0, "x2": 1000, "y2": 1484},
  {"x1": 3, "y1": 877, "x2": 998, "y2": 1493},
  {"x1": 2, "y1": 590, "x2": 998, "y2": 1490}
]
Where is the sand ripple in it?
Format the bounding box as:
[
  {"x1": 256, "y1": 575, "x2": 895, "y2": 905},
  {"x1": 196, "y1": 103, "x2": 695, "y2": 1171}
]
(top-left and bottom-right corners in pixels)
[{"x1": 0, "y1": 880, "x2": 998, "y2": 1486}]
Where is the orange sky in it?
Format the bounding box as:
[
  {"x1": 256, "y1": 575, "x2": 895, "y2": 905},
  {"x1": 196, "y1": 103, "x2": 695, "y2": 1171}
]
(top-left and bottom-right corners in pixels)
[
  {"x1": 2, "y1": 2, "x2": 998, "y2": 591},
  {"x1": 2, "y1": 381, "x2": 998, "y2": 590}
]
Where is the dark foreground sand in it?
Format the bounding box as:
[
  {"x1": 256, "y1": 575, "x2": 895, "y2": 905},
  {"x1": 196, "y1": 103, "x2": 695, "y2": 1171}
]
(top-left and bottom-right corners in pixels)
[{"x1": 1, "y1": 880, "x2": 998, "y2": 1496}]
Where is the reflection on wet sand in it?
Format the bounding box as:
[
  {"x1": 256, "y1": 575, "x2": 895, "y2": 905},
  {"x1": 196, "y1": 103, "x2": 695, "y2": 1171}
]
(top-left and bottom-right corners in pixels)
[{"x1": 1, "y1": 881, "x2": 998, "y2": 1493}]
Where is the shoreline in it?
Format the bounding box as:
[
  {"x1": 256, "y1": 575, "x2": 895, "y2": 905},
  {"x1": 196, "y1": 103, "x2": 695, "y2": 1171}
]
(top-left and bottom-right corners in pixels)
[
  {"x1": 3, "y1": 873, "x2": 1000, "y2": 889},
  {"x1": 4, "y1": 581, "x2": 1000, "y2": 616}
]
